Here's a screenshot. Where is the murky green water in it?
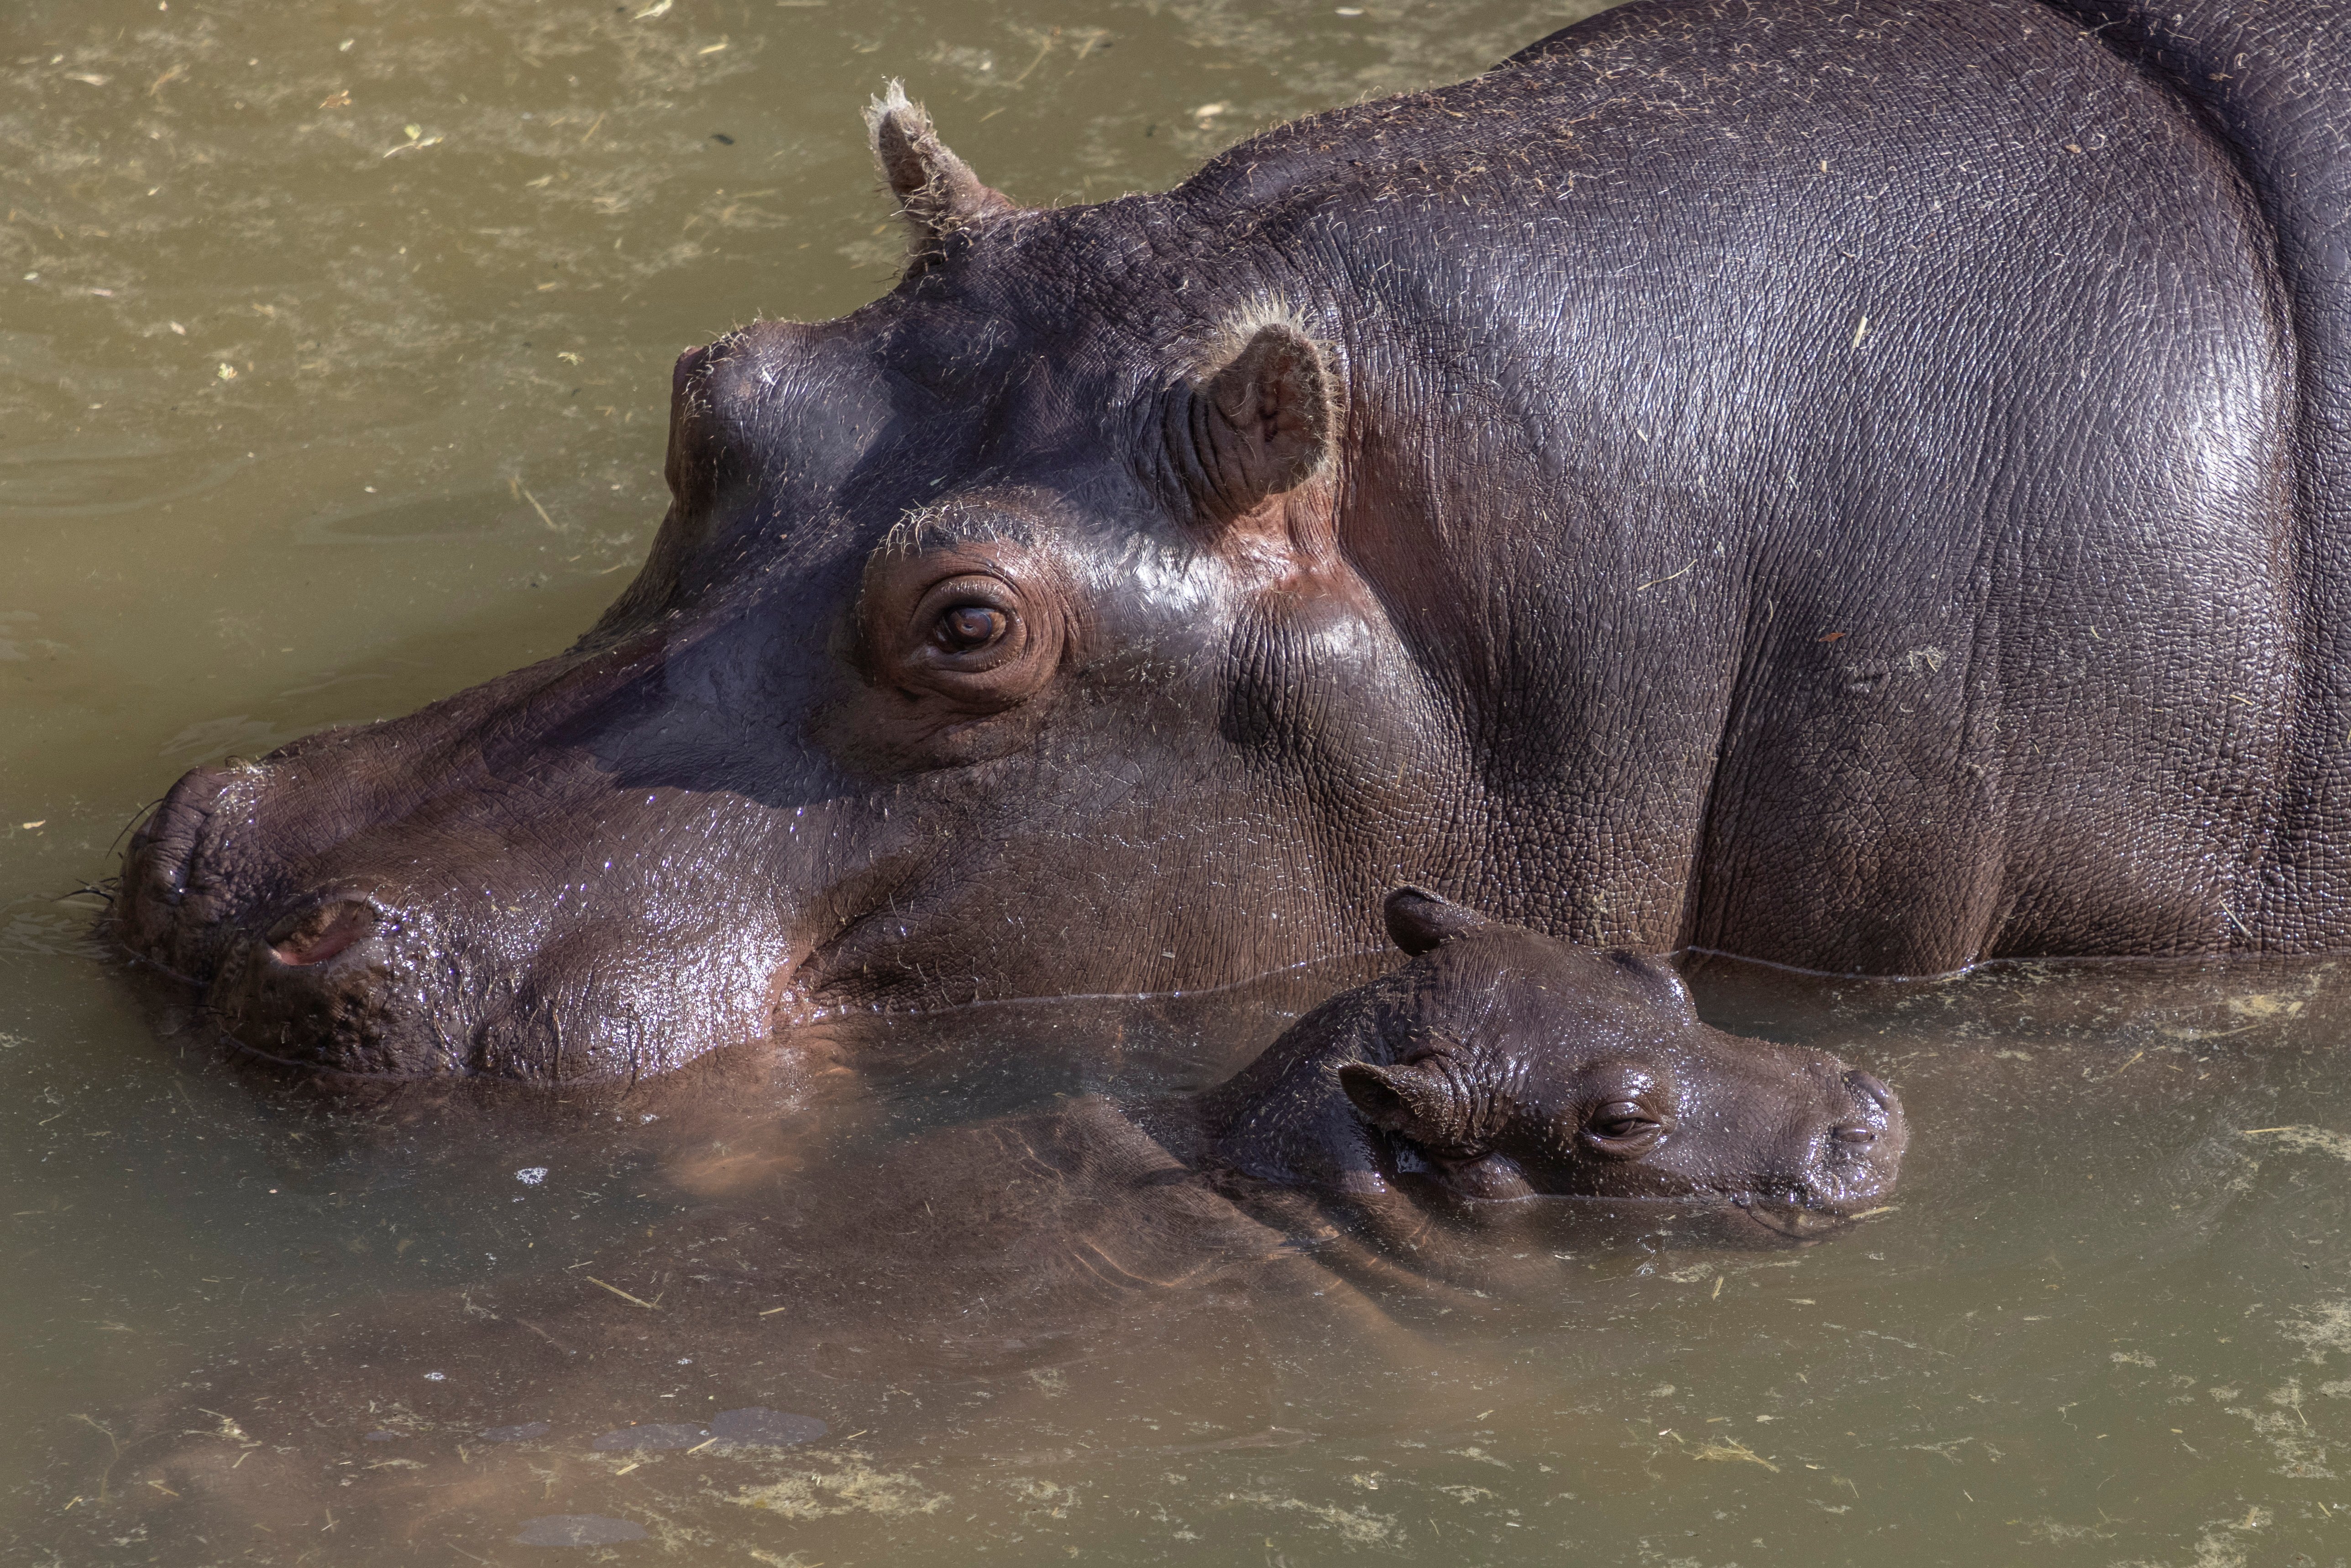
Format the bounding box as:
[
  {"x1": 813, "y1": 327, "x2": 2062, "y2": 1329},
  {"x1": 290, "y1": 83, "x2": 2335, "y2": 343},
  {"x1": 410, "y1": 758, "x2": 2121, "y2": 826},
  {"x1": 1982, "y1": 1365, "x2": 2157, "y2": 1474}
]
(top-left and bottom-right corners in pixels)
[{"x1": 5, "y1": 1, "x2": 2351, "y2": 1563}]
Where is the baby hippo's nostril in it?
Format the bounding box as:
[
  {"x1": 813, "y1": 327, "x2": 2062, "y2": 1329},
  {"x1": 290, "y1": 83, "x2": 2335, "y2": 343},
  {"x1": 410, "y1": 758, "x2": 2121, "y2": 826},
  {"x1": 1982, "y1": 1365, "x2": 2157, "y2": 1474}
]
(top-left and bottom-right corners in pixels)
[
  {"x1": 1844, "y1": 1070, "x2": 1894, "y2": 1113},
  {"x1": 1828, "y1": 1070, "x2": 1899, "y2": 1147},
  {"x1": 267, "y1": 899, "x2": 379, "y2": 968}
]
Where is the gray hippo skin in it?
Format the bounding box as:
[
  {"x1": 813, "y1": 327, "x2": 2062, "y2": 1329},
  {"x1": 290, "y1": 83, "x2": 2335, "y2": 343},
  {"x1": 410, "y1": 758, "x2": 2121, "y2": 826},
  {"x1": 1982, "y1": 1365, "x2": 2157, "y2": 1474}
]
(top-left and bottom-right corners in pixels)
[
  {"x1": 90, "y1": 896, "x2": 1898, "y2": 1544},
  {"x1": 1179, "y1": 889, "x2": 1904, "y2": 1241},
  {"x1": 115, "y1": 0, "x2": 2351, "y2": 1077}
]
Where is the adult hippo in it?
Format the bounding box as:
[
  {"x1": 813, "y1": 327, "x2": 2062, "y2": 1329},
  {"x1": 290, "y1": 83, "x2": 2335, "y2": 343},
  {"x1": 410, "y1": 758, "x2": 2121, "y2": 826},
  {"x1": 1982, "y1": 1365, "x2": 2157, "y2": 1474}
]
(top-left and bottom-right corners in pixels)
[
  {"x1": 115, "y1": 0, "x2": 2350, "y2": 1077},
  {"x1": 90, "y1": 895, "x2": 1899, "y2": 1552}
]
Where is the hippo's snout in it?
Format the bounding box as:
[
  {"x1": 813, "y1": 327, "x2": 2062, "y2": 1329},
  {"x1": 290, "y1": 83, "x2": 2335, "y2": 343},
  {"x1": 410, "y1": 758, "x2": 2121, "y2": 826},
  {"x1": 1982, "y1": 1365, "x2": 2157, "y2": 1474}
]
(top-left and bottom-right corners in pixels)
[
  {"x1": 1833, "y1": 1067, "x2": 1904, "y2": 1150},
  {"x1": 115, "y1": 682, "x2": 812, "y2": 1081},
  {"x1": 1829, "y1": 1069, "x2": 1900, "y2": 1150},
  {"x1": 118, "y1": 765, "x2": 410, "y2": 1074},
  {"x1": 119, "y1": 761, "x2": 262, "y2": 975},
  {"x1": 266, "y1": 897, "x2": 380, "y2": 969},
  {"x1": 114, "y1": 754, "x2": 452, "y2": 1074},
  {"x1": 187, "y1": 889, "x2": 434, "y2": 1077},
  {"x1": 1790, "y1": 1063, "x2": 1907, "y2": 1222},
  {"x1": 1713, "y1": 1057, "x2": 1908, "y2": 1244},
  {"x1": 120, "y1": 762, "x2": 509, "y2": 1078},
  {"x1": 1844, "y1": 1069, "x2": 1895, "y2": 1117}
]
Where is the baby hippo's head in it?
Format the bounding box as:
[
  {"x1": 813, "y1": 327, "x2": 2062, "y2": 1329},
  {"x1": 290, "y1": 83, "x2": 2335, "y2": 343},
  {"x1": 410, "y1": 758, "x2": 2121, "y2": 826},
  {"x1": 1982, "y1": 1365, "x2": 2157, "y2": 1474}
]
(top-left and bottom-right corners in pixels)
[{"x1": 1212, "y1": 889, "x2": 1905, "y2": 1239}]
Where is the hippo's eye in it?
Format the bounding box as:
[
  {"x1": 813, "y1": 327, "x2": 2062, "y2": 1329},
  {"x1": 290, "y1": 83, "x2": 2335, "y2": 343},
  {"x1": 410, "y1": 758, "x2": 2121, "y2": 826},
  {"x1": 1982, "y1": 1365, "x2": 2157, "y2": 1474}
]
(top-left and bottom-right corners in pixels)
[
  {"x1": 933, "y1": 603, "x2": 1009, "y2": 653},
  {"x1": 1584, "y1": 1100, "x2": 1665, "y2": 1154},
  {"x1": 1591, "y1": 1103, "x2": 1654, "y2": 1139},
  {"x1": 904, "y1": 572, "x2": 1030, "y2": 677},
  {"x1": 856, "y1": 546, "x2": 1068, "y2": 733}
]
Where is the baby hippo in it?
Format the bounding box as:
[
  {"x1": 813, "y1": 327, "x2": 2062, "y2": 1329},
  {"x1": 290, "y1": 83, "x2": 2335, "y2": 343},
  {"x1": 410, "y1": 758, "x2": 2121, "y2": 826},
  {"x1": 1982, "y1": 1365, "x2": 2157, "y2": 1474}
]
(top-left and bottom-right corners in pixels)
[{"x1": 1178, "y1": 888, "x2": 1906, "y2": 1239}]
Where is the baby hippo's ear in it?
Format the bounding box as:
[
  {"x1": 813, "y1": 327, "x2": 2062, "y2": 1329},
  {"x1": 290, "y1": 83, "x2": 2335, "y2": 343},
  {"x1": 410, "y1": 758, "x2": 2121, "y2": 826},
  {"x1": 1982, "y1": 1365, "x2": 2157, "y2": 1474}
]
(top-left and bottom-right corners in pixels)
[
  {"x1": 1382, "y1": 886, "x2": 1489, "y2": 956},
  {"x1": 1340, "y1": 1060, "x2": 1475, "y2": 1152}
]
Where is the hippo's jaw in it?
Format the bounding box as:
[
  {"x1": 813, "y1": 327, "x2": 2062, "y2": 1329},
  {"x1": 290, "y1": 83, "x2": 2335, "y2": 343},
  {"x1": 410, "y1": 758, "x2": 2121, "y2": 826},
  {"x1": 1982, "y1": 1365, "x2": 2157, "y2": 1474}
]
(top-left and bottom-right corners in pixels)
[
  {"x1": 1371, "y1": 1182, "x2": 1891, "y2": 1257},
  {"x1": 107, "y1": 595, "x2": 1383, "y2": 1081},
  {"x1": 1724, "y1": 1190, "x2": 1889, "y2": 1243},
  {"x1": 1394, "y1": 1167, "x2": 1900, "y2": 1240}
]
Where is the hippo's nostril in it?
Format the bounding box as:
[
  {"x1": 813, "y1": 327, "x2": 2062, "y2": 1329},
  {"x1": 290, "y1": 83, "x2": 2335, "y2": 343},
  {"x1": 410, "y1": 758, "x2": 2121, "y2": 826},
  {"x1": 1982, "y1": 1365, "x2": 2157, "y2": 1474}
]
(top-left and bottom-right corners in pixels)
[
  {"x1": 267, "y1": 899, "x2": 379, "y2": 968},
  {"x1": 1844, "y1": 1070, "x2": 1894, "y2": 1112}
]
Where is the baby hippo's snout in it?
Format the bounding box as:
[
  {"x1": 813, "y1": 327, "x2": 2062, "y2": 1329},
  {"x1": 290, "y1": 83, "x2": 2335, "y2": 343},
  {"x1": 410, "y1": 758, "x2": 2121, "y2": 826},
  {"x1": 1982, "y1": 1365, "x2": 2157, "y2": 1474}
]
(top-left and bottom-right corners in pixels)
[
  {"x1": 1726, "y1": 1058, "x2": 1908, "y2": 1240},
  {"x1": 1812, "y1": 1064, "x2": 1907, "y2": 1209},
  {"x1": 1845, "y1": 1068, "x2": 1896, "y2": 1118},
  {"x1": 1837, "y1": 1069, "x2": 1900, "y2": 1147}
]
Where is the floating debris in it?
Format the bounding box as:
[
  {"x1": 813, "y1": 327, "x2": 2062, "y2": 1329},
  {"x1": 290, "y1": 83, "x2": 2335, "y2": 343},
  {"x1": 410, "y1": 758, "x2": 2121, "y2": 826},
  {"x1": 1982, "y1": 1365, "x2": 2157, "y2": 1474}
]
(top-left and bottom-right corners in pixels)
[
  {"x1": 513, "y1": 1515, "x2": 647, "y2": 1546},
  {"x1": 592, "y1": 1408, "x2": 826, "y2": 1453}
]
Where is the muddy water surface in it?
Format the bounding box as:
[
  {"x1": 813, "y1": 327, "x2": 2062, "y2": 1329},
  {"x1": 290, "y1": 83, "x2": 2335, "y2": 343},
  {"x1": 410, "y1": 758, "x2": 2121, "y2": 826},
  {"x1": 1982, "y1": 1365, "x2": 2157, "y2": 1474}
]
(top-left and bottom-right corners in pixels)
[{"x1": 5, "y1": 1, "x2": 2351, "y2": 1563}]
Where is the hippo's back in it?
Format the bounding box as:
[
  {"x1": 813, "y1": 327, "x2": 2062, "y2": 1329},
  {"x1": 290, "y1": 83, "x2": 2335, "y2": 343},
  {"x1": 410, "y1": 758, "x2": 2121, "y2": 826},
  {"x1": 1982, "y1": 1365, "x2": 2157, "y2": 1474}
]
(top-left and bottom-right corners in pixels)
[{"x1": 1114, "y1": 0, "x2": 2351, "y2": 970}]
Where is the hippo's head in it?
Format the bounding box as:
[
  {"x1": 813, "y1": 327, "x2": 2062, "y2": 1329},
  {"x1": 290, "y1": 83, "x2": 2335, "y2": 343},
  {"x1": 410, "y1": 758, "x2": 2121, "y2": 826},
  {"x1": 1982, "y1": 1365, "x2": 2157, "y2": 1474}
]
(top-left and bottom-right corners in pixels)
[
  {"x1": 112, "y1": 92, "x2": 1456, "y2": 1078},
  {"x1": 1207, "y1": 889, "x2": 1907, "y2": 1237}
]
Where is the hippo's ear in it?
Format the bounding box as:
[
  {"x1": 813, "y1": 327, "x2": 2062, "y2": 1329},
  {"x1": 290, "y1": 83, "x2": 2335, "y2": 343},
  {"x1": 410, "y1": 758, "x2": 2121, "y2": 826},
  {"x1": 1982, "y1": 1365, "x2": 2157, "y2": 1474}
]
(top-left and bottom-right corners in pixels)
[
  {"x1": 1175, "y1": 319, "x2": 1333, "y2": 524},
  {"x1": 865, "y1": 81, "x2": 1017, "y2": 256},
  {"x1": 1383, "y1": 885, "x2": 1489, "y2": 956},
  {"x1": 1340, "y1": 1061, "x2": 1474, "y2": 1150}
]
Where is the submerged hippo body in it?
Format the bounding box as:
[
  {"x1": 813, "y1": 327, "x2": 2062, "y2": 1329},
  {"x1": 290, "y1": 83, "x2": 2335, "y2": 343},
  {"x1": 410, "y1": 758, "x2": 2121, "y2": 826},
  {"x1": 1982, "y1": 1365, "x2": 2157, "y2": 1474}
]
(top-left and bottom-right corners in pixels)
[
  {"x1": 96, "y1": 899, "x2": 1898, "y2": 1546},
  {"x1": 117, "y1": 0, "x2": 2351, "y2": 1076}
]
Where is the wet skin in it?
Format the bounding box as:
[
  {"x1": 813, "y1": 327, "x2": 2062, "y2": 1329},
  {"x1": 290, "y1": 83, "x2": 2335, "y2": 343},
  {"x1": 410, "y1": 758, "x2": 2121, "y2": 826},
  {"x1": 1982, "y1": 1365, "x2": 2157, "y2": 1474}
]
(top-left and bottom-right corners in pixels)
[
  {"x1": 93, "y1": 894, "x2": 1901, "y2": 1540},
  {"x1": 1179, "y1": 889, "x2": 1905, "y2": 1249},
  {"x1": 114, "y1": 0, "x2": 2351, "y2": 1078}
]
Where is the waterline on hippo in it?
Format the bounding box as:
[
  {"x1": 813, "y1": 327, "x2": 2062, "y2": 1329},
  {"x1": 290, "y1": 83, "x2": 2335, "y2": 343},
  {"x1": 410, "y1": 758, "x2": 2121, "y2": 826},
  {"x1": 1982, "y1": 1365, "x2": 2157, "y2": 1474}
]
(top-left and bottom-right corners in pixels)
[{"x1": 115, "y1": 0, "x2": 2351, "y2": 1079}]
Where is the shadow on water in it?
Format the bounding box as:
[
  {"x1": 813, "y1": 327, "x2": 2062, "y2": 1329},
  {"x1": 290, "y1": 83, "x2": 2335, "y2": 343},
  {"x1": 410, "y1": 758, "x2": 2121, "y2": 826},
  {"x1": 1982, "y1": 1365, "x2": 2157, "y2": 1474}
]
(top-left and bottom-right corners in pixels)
[{"x1": 7, "y1": 0, "x2": 2351, "y2": 1562}]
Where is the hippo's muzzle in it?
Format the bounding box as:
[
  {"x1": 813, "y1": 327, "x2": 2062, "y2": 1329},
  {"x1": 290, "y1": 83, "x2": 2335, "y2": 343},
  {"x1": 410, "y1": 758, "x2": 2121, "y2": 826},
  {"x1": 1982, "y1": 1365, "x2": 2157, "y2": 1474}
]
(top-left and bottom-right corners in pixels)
[
  {"x1": 1718, "y1": 1067, "x2": 1907, "y2": 1239},
  {"x1": 113, "y1": 665, "x2": 810, "y2": 1082}
]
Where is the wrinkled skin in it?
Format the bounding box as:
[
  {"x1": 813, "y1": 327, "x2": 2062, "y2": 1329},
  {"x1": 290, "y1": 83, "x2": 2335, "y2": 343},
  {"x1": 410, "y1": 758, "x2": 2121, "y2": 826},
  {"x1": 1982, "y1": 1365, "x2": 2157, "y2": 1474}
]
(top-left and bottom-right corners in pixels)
[
  {"x1": 1185, "y1": 889, "x2": 1904, "y2": 1244},
  {"x1": 115, "y1": 0, "x2": 2351, "y2": 1078},
  {"x1": 79, "y1": 895, "x2": 1898, "y2": 1549}
]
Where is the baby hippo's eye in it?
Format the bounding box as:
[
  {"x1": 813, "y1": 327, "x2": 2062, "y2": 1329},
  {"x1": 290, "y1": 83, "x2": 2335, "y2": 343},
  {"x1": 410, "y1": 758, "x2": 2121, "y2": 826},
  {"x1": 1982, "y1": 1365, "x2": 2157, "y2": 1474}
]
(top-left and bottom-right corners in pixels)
[
  {"x1": 1591, "y1": 1102, "x2": 1654, "y2": 1139},
  {"x1": 1584, "y1": 1099, "x2": 1665, "y2": 1154},
  {"x1": 935, "y1": 603, "x2": 1008, "y2": 653}
]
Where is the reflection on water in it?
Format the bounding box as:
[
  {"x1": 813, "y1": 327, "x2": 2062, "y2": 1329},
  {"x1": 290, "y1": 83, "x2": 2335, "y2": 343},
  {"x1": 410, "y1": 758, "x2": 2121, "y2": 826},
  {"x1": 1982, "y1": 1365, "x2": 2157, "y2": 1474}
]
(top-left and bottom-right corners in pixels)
[{"x1": 5, "y1": 0, "x2": 2351, "y2": 1562}]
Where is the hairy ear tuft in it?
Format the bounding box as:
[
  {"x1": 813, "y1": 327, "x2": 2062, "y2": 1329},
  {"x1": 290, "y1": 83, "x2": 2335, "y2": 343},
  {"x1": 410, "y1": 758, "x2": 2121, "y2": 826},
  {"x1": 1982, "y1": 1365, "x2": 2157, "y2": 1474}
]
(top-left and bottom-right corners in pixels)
[
  {"x1": 864, "y1": 81, "x2": 1016, "y2": 257},
  {"x1": 1170, "y1": 318, "x2": 1332, "y2": 524}
]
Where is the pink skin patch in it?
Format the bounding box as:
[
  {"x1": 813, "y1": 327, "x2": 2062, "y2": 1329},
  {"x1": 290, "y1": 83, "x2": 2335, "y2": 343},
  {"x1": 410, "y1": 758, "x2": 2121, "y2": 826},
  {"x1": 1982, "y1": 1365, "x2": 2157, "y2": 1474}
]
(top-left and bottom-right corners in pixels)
[{"x1": 269, "y1": 901, "x2": 376, "y2": 968}]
